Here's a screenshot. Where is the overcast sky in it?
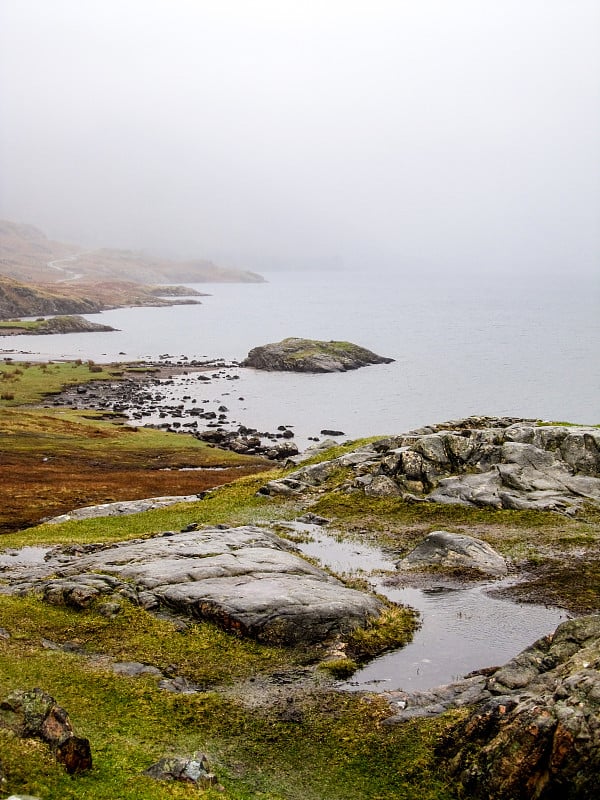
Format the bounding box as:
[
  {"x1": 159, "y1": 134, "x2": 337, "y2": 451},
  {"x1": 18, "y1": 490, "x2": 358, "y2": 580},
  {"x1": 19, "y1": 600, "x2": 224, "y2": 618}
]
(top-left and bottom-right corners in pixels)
[{"x1": 0, "y1": 1, "x2": 599, "y2": 275}]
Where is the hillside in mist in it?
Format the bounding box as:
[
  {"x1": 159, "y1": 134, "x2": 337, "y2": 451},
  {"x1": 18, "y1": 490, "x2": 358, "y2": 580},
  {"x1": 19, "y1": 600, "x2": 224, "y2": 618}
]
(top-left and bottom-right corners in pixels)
[{"x1": 0, "y1": 220, "x2": 264, "y2": 285}]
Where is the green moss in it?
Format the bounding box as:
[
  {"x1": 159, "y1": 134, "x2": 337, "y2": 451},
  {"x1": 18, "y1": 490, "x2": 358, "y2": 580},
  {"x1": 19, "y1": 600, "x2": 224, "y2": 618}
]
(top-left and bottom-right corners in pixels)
[
  {"x1": 347, "y1": 605, "x2": 419, "y2": 661},
  {"x1": 318, "y1": 658, "x2": 358, "y2": 679},
  {"x1": 0, "y1": 630, "x2": 456, "y2": 800}
]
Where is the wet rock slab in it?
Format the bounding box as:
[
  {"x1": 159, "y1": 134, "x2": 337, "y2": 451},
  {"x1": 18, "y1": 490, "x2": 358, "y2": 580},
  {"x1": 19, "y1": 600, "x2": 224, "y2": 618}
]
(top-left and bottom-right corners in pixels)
[{"x1": 2, "y1": 526, "x2": 382, "y2": 645}]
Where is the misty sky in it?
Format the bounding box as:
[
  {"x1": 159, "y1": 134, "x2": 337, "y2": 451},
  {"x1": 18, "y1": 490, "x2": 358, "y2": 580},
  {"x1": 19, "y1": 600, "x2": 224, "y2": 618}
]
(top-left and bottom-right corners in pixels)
[{"x1": 1, "y1": 1, "x2": 599, "y2": 275}]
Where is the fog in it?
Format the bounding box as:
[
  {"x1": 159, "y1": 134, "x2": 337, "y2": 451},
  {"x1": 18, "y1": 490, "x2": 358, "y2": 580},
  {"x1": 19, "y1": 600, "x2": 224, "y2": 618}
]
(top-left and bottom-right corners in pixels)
[{"x1": 1, "y1": 0, "x2": 599, "y2": 276}]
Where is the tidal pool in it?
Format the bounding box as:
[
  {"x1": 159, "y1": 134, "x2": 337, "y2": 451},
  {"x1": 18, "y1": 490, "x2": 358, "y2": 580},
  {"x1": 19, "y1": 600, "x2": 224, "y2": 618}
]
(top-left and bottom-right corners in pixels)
[{"x1": 291, "y1": 525, "x2": 570, "y2": 692}]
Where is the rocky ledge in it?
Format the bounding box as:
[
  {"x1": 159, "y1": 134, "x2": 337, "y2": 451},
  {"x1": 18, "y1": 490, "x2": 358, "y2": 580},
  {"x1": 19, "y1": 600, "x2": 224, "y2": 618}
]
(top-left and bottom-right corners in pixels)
[
  {"x1": 261, "y1": 416, "x2": 600, "y2": 513},
  {"x1": 381, "y1": 615, "x2": 600, "y2": 799},
  {"x1": 241, "y1": 337, "x2": 394, "y2": 373},
  {"x1": 0, "y1": 525, "x2": 382, "y2": 645}
]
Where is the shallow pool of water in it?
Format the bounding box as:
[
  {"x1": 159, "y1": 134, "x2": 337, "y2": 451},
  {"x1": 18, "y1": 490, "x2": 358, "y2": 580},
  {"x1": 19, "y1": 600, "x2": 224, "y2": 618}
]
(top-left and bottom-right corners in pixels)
[{"x1": 291, "y1": 526, "x2": 570, "y2": 692}]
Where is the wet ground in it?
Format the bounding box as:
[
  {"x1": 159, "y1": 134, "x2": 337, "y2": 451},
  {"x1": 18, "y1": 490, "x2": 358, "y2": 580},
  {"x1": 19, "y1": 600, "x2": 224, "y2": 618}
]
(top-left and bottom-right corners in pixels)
[{"x1": 285, "y1": 523, "x2": 570, "y2": 692}]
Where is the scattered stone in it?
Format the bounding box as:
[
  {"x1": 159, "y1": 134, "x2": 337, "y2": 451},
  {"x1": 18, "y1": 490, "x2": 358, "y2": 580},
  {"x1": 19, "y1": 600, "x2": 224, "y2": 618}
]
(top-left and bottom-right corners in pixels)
[
  {"x1": 397, "y1": 531, "x2": 508, "y2": 577},
  {"x1": 112, "y1": 662, "x2": 163, "y2": 678},
  {"x1": 143, "y1": 752, "x2": 217, "y2": 787},
  {"x1": 297, "y1": 513, "x2": 330, "y2": 526},
  {"x1": 320, "y1": 429, "x2": 345, "y2": 436}
]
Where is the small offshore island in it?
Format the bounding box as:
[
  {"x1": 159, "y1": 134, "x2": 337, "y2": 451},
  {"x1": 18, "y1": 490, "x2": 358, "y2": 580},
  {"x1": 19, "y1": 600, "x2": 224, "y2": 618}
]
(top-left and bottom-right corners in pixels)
[{"x1": 242, "y1": 337, "x2": 394, "y2": 372}]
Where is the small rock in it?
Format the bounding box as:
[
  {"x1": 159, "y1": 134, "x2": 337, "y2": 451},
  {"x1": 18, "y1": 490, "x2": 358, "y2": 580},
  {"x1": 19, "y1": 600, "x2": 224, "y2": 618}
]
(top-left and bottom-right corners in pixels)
[
  {"x1": 0, "y1": 689, "x2": 92, "y2": 774},
  {"x1": 143, "y1": 752, "x2": 217, "y2": 787},
  {"x1": 112, "y1": 662, "x2": 163, "y2": 678}
]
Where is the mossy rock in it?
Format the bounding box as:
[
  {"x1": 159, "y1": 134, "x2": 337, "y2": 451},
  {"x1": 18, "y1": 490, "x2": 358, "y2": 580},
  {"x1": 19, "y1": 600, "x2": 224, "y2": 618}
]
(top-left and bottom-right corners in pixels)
[{"x1": 241, "y1": 337, "x2": 394, "y2": 372}]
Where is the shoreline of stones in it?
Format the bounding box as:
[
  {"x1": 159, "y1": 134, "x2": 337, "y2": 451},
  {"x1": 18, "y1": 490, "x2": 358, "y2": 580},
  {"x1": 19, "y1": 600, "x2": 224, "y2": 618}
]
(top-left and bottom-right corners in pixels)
[{"x1": 43, "y1": 357, "x2": 347, "y2": 462}]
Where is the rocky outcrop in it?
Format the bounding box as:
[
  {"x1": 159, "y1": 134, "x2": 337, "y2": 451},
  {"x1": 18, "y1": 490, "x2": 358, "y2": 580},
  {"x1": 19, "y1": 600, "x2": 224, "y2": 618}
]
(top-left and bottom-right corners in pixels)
[
  {"x1": 0, "y1": 276, "x2": 101, "y2": 320},
  {"x1": 0, "y1": 526, "x2": 383, "y2": 645},
  {"x1": 398, "y1": 531, "x2": 508, "y2": 576},
  {"x1": 260, "y1": 417, "x2": 600, "y2": 513},
  {"x1": 0, "y1": 689, "x2": 92, "y2": 774},
  {"x1": 436, "y1": 615, "x2": 600, "y2": 800},
  {"x1": 241, "y1": 337, "x2": 394, "y2": 373}
]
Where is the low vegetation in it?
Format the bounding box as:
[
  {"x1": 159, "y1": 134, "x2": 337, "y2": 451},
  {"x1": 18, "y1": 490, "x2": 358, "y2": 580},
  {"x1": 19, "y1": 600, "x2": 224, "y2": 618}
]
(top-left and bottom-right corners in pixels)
[{"x1": 0, "y1": 359, "x2": 597, "y2": 798}]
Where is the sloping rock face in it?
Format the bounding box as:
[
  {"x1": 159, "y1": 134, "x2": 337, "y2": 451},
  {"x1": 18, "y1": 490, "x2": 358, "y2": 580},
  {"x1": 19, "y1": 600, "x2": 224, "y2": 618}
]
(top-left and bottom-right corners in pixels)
[
  {"x1": 261, "y1": 417, "x2": 600, "y2": 513},
  {"x1": 0, "y1": 526, "x2": 382, "y2": 645},
  {"x1": 437, "y1": 615, "x2": 600, "y2": 800},
  {"x1": 241, "y1": 337, "x2": 394, "y2": 372}
]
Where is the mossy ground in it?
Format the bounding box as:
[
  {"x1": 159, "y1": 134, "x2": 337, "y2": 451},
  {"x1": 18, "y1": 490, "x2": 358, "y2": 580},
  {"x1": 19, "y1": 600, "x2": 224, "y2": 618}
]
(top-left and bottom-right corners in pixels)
[{"x1": 0, "y1": 360, "x2": 597, "y2": 797}]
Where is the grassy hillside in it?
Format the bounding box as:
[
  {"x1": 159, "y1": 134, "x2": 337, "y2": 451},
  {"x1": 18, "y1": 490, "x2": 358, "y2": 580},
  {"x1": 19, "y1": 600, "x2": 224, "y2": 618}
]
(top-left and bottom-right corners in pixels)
[{"x1": 0, "y1": 219, "x2": 264, "y2": 285}]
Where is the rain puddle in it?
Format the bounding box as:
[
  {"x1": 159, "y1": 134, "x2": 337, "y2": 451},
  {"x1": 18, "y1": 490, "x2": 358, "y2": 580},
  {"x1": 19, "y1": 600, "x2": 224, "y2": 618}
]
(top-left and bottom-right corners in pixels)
[{"x1": 287, "y1": 524, "x2": 570, "y2": 692}]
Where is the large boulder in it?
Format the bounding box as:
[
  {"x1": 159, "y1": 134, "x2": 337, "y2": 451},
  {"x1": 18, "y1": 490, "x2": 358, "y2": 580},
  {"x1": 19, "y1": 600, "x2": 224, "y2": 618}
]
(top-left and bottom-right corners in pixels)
[
  {"x1": 241, "y1": 337, "x2": 394, "y2": 372},
  {"x1": 397, "y1": 531, "x2": 508, "y2": 576}
]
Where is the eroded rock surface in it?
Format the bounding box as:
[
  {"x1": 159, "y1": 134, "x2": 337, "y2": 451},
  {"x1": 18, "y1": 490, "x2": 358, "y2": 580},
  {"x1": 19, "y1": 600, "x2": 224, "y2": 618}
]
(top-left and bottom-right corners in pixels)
[
  {"x1": 241, "y1": 337, "x2": 394, "y2": 372},
  {"x1": 43, "y1": 494, "x2": 204, "y2": 524},
  {"x1": 0, "y1": 526, "x2": 382, "y2": 645},
  {"x1": 383, "y1": 615, "x2": 600, "y2": 800},
  {"x1": 260, "y1": 416, "x2": 600, "y2": 513},
  {"x1": 0, "y1": 689, "x2": 92, "y2": 774}
]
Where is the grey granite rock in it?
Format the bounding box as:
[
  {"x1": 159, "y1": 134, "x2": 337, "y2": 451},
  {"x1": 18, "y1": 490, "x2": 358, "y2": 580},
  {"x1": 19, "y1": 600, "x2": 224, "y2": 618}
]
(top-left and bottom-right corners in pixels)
[
  {"x1": 260, "y1": 417, "x2": 600, "y2": 513},
  {"x1": 43, "y1": 494, "x2": 203, "y2": 524},
  {"x1": 1, "y1": 526, "x2": 382, "y2": 645},
  {"x1": 397, "y1": 531, "x2": 508, "y2": 576}
]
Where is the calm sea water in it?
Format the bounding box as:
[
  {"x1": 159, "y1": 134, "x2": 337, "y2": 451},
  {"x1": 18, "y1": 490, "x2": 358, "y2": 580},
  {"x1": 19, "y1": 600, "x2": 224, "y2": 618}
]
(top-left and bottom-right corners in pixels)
[{"x1": 3, "y1": 270, "x2": 599, "y2": 444}]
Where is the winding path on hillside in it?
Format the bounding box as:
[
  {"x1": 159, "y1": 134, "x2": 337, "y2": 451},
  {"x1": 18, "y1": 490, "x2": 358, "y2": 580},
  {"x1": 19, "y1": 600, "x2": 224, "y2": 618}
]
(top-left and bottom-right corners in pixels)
[{"x1": 46, "y1": 252, "x2": 88, "y2": 282}]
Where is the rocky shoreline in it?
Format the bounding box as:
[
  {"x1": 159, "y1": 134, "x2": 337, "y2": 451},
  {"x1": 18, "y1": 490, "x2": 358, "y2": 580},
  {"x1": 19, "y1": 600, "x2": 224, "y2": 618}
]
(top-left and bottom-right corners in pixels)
[{"x1": 45, "y1": 358, "x2": 334, "y2": 461}]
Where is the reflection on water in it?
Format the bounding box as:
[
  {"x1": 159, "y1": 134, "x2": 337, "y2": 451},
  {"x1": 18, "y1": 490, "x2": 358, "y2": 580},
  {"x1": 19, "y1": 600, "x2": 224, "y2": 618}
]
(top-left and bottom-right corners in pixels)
[{"x1": 291, "y1": 525, "x2": 570, "y2": 692}]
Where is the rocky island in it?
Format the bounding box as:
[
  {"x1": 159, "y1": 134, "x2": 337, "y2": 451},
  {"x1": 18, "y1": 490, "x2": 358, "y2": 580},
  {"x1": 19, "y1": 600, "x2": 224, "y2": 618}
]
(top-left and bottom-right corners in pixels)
[{"x1": 241, "y1": 337, "x2": 394, "y2": 372}]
